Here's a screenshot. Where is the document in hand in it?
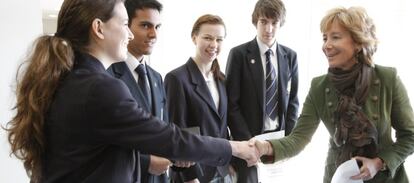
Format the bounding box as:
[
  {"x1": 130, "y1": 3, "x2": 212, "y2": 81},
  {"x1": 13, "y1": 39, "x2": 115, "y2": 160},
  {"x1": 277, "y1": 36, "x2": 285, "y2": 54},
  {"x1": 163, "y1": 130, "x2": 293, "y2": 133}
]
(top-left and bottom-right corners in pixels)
[
  {"x1": 331, "y1": 159, "x2": 362, "y2": 183},
  {"x1": 254, "y1": 130, "x2": 285, "y2": 183}
]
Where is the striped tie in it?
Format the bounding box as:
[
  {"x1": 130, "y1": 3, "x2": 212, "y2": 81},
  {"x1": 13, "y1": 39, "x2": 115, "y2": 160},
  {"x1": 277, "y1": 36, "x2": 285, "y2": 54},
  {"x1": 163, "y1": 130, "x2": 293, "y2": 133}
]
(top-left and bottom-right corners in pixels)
[{"x1": 265, "y1": 49, "x2": 278, "y2": 120}]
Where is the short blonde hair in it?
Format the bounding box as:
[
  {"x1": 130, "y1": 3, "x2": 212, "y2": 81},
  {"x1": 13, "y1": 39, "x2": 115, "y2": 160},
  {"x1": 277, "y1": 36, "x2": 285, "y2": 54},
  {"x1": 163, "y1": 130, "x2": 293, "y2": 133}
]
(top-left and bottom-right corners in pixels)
[{"x1": 320, "y1": 7, "x2": 378, "y2": 66}]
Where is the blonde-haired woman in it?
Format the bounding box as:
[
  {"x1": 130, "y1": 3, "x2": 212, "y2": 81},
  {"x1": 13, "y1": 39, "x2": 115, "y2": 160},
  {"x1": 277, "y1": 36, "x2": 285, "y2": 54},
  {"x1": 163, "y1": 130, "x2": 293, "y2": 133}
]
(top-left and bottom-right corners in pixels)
[{"x1": 253, "y1": 6, "x2": 414, "y2": 183}]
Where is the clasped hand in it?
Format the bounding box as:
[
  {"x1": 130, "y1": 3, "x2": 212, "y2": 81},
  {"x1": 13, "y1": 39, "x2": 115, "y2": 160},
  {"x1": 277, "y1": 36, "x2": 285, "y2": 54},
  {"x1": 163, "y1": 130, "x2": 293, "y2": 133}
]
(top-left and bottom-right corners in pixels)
[{"x1": 230, "y1": 138, "x2": 273, "y2": 167}]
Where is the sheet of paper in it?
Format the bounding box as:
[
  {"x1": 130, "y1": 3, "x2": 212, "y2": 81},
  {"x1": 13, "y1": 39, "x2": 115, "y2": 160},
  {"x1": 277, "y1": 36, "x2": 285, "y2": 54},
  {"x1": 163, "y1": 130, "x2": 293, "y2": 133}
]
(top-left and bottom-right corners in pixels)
[
  {"x1": 331, "y1": 159, "x2": 362, "y2": 183},
  {"x1": 254, "y1": 130, "x2": 286, "y2": 183}
]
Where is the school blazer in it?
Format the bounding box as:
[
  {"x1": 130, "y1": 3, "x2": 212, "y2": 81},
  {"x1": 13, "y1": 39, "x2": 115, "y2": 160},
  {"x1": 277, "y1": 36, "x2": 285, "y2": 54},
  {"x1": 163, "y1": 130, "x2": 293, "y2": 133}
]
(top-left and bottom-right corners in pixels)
[
  {"x1": 226, "y1": 38, "x2": 299, "y2": 140},
  {"x1": 42, "y1": 53, "x2": 231, "y2": 183},
  {"x1": 107, "y1": 61, "x2": 169, "y2": 183},
  {"x1": 164, "y1": 58, "x2": 230, "y2": 182},
  {"x1": 268, "y1": 65, "x2": 414, "y2": 183}
]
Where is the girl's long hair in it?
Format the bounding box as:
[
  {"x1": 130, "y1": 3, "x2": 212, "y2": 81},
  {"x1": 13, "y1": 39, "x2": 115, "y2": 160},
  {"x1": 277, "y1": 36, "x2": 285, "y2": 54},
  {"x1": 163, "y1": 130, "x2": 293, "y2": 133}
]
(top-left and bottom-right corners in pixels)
[{"x1": 5, "y1": 0, "x2": 123, "y2": 181}]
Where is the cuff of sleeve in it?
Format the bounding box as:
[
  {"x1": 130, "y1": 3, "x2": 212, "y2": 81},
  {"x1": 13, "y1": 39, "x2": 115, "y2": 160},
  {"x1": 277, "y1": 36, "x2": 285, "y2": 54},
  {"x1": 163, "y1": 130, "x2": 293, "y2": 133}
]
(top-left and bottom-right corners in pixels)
[
  {"x1": 270, "y1": 140, "x2": 286, "y2": 162},
  {"x1": 378, "y1": 151, "x2": 398, "y2": 178},
  {"x1": 140, "y1": 154, "x2": 151, "y2": 174}
]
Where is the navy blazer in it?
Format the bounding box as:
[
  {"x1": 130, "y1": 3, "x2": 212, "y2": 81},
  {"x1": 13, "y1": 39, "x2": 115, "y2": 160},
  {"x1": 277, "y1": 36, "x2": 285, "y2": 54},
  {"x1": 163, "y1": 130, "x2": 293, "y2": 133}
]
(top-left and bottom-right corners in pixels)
[
  {"x1": 226, "y1": 38, "x2": 299, "y2": 139},
  {"x1": 164, "y1": 58, "x2": 229, "y2": 182},
  {"x1": 107, "y1": 61, "x2": 169, "y2": 183},
  {"x1": 42, "y1": 53, "x2": 231, "y2": 183}
]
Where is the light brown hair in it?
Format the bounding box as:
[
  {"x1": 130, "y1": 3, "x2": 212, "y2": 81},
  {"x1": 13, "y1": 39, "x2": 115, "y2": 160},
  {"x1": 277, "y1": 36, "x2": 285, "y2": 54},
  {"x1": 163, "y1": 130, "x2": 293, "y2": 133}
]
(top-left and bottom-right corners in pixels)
[
  {"x1": 191, "y1": 14, "x2": 226, "y2": 81},
  {"x1": 252, "y1": 0, "x2": 286, "y2": 27},
  {"x1": 320, "y1": 7, "x2": 378, "y2": 66},
  {"x1": 5, "y1": 0, "x2": 124, "y2": 182}
]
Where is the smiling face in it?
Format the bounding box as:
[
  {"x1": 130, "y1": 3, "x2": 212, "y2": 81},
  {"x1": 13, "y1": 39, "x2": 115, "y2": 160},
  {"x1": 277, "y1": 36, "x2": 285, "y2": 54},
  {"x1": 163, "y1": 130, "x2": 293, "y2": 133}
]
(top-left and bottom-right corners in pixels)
[
  {"x1": 192, "y1": 23, "x2": 226, "y2": 63},
  {"x1": 127, "y1": 8, "x2": 161, "y2": 59},
  {"x1": 322, "y1": 21, "x2": 360, "y2": 70},
  {"x1": 101, "y1": 2, "x2": 134, "y2": 62}
]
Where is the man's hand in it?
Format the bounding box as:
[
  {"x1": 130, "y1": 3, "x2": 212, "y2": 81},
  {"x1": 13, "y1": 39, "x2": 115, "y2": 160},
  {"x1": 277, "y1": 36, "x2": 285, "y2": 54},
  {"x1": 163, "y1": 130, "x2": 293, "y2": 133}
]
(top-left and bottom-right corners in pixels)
[
  {"x1": 148, "y1": 155, "x2": 172, "y2": 175},
  {"x1": 229, "y1": 140, "x2": 259, "y2": 167},
  {"x1": 248, "y1": 138, "x2": 273, "y2": 157}
]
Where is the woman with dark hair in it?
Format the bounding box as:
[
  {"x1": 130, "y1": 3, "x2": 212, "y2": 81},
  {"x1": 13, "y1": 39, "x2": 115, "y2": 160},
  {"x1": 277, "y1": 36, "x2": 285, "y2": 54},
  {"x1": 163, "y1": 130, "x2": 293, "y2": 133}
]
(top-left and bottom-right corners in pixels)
[
  {"x1": 5, "y1": 1, "x2": 258, "y2": 182},
  {"x1": 252, "y1": 7, "x2": 414, "y2": 183},
  {"x1": 165, "y1": 14, "x2": 232, "y2": 183}
]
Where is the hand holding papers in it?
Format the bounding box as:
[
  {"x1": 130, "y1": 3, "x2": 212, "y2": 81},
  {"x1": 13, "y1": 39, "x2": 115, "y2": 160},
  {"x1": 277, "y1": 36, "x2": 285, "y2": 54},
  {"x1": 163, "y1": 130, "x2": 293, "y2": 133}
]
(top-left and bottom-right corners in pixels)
[{"x1": 331, "y1": 159, "x2": 362, "y2": 183}]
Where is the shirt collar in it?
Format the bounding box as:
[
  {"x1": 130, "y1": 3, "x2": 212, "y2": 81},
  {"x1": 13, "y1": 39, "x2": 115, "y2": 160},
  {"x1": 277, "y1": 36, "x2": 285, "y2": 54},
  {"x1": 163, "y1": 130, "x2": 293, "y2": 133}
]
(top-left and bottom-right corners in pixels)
[
  {"x1": 125, "y1": 52, "x2": 147, "y2": 71},
  {"x1": 256, "y1": 37, "x2": 277, "y2": 56}
]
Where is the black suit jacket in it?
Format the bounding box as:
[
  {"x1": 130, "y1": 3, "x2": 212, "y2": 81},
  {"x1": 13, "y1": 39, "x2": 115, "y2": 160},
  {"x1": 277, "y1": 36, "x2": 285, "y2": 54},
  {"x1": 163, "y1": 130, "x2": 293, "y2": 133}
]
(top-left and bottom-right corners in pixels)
[
  {"x1": 42, "y1": 53, "x2": 231, "y2": 183},
  {"x1": 226, "y1": 38, "x2": 299, "y2": 140},
  {"x1": 164, "y1": 58, "x2": 229, "y2": 182},
  {"x1": 107, "y1": 61, "x2": 169, "y2": 183}
]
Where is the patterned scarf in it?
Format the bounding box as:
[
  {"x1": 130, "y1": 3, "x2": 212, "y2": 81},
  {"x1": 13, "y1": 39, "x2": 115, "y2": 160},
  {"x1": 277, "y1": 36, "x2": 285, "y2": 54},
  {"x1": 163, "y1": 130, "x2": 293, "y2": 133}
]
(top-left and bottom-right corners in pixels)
[{"x1": 328, "y1": 63, "x2": 378, "y2": 166}]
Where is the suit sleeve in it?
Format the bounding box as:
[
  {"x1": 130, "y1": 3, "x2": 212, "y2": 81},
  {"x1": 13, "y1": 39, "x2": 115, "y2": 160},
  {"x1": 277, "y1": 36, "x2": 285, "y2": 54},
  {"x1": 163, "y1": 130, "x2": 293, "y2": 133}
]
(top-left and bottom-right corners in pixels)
[
  {"x1": 83, "y1": 77, "x2": 232, "y2": 167},
  {"x1": 225, "y1": 48, "x2": 253, "y2": 140},
  {"x1": 285, "y1": 50, "x2": 299, "y2": 135},
  {"x1": 378, "y1": 71, "x2": 414, "y2": 177},
  {"x1": 139, "y1": 154, "x2": 150, "y2": 181},
  {"x1": 164, "y1": 72, "x2": 201, "y2": 181}
]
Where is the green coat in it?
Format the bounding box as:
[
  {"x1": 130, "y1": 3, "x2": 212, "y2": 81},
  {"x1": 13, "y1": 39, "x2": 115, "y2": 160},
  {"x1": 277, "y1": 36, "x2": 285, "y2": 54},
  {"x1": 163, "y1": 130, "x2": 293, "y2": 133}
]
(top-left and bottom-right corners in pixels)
[{"x1": 268, "y1": 65, "x2": 414, "y2": 182}]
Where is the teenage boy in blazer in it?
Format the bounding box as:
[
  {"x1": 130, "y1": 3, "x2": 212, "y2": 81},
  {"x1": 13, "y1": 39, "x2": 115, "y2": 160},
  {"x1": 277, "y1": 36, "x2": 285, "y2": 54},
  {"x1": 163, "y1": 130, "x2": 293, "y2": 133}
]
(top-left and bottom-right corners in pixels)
[
  {"x1": 107, "y1": 0, "x2": 169, "y2": 182},
  {"x1": 225, "y1": 0, "x2": 299, "y2": 182}
]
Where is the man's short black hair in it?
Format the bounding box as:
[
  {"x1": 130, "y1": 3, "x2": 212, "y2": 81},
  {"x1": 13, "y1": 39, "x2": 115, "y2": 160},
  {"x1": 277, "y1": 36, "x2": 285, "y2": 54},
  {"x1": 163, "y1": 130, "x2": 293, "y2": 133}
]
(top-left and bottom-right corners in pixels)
[{"x1": 125, "y1": 0, "x2": 163, "y2": 25}]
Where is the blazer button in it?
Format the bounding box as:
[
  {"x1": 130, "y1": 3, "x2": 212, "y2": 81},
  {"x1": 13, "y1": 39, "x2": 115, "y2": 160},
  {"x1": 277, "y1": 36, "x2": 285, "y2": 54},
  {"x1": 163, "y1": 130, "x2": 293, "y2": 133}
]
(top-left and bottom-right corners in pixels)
[
  {"x1": 372, "y1": 114, "x2": 379, "y2": 120},
  {"x1": 372, "y1": 96, "x2": 378, "y2": 102},
  {"x1": 374, "y1": 79, "x2": 380, "y2": 85},
  {"x1": 325, "y1": 88, "x2": 330, "y2": 93},
  {"x1": 328, "y1": 102, "x2": 333, "y2": 107}
]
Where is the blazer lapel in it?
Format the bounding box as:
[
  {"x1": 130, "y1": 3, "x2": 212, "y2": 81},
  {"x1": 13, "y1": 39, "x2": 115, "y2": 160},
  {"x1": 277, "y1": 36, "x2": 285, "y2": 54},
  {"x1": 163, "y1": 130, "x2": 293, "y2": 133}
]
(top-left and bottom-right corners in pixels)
[
  {"x1": 187, "y1": 59, "x2": 220, "y2": 117},
  {"x1": 246, "y1": 39, "x2": 265, "y2": 109},
  {"x1": 217, "y1": 79, "x2": 227, "y2": 120},
  {"x1": 111, "y1": 62, "x2": 151, "y2": 111}
]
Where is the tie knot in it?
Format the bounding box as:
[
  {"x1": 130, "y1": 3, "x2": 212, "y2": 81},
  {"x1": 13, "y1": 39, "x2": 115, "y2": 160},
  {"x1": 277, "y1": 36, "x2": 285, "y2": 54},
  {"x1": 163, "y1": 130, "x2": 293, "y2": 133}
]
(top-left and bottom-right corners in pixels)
[
  {"x1": 265, "y1": 49, "x2": 273, "y2": 57},
  {"x1": 135, "y1": 64, "x2": 146, "y2": 77}
]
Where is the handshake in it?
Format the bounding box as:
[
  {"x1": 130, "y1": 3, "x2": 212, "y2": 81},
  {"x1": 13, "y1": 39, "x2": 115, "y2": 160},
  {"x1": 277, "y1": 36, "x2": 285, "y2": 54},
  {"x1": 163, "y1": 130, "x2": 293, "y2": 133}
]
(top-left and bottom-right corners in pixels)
[{"x1": 229, "y1": 138, "x2": 274, "y2": 167}]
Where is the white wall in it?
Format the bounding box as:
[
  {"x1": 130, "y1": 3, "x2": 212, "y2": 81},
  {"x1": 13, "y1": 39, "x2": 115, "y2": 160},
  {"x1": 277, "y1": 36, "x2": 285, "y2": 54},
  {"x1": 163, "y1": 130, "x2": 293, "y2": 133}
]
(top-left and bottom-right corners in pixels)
[
  {"x1": 0, "y1": 0, "x2": 42, "y2": 182},
  {"x1": 1, "y1": 0, "x2": 413, "y2": 182}
]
